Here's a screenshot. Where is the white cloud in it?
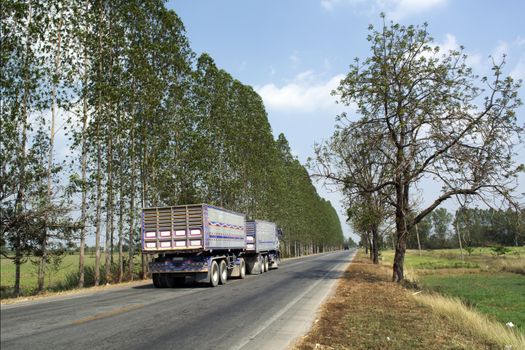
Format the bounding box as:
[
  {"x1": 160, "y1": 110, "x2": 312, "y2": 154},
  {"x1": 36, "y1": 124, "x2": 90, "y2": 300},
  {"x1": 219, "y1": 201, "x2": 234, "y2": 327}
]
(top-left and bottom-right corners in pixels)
[
  {"x1": 321, "y1": 0, "x2": 447, "y2": 19},
  {"x1": 431, "y1": 33, "x2": 483, "y2": 72},
  {"x1": 388, "y1": 0, "x2": 447, "y2": 20},
  {"x1": 510, "y1": 55, "x2": 525, "y2": 80},
  {"x1": 256, "y1": 72, "x2": 345, "y2": 113},
  {"x1": 492, "y1": 41, "x2": 509, "y2": 61}
]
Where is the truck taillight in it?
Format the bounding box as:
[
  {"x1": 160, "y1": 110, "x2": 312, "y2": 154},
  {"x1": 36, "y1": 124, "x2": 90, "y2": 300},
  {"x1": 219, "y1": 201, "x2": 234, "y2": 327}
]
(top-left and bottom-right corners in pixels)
[
  {"x1": 145, "y1": 231, "x2": 156, "y2": 238},
  {"x1": 190, "y1": 228, "x2": 201, "y2": 235}
]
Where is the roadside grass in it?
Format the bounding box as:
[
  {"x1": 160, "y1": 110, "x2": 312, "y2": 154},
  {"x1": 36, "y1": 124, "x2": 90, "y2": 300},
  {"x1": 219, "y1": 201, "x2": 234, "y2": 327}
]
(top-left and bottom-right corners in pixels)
[
  {"x1": 419, "y1": 273, "x2": 525, "y2": 333},
  {"x1": 381, "y1": 247, "x2": 525, "y2": 272},
  {"x1": 294, "y1": 253, "x2": 501, "y2": 350},
  {"x1": 415, "y1": 293, "x2": 525, "y2": 350},
  {"x1": 380, "y1": 248, "x2": 525, "y2": 335},
  {"x1": 0, "y1": 253, "x2": 142, "y2": 298}
]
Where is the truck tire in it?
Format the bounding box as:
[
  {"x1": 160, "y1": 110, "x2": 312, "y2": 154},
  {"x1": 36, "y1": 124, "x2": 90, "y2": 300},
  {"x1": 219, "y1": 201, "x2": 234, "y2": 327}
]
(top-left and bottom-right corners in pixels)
[
  {"x1": 258, "y1": 257, "x2": 264, "y2": 274},
  {"x1": 152, "y1": 273, "x2": 162, "y2": 288},
  {"x1": 239, "y1": 258, "x2": 246, "y2": 279},
  {"x1": 210, "y1": 260, "x2": 220, "y2": 287},
  {"x1": 219, "y1": 260, "x2": 228, "y2": 285},
  {"x1": 273, "y1": 258, "x2": 279, "y2": 269},
  {"x1": 264, "y1": 256, "x2": 269, "y2": 272}
]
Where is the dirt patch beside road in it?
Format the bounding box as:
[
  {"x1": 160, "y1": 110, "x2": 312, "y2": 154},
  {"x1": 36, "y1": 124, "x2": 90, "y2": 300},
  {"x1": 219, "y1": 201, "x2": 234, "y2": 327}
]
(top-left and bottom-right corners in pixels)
[{"x1": 293, "y1": 253, "x2": 498, "y2": 349}]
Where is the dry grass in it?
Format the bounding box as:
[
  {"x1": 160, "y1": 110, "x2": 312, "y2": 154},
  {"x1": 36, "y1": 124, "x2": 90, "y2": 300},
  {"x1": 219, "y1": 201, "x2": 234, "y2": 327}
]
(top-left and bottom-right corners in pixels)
[
  {"x1": 293, "y1": 253, "x2": 498, "y2": 350},
  {"x1": 488, "y1": 259, "x2": 525, "y2": 275},
  {"x1": 414, "y1": 293, "x2": 525, "y2": 350}
]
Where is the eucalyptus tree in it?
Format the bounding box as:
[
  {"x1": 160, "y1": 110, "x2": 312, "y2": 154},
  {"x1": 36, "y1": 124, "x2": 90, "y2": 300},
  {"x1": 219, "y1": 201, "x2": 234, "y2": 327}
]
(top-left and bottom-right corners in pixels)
[
  {"x1": 34, "y1": 0, "x2": 80, "y2": 293},
  {"x1": 326, "y1": 17, "x2": 522, "y2": 281},
  {"x1": 0, "y1": 0, "x2": 50, "y2": 296}
]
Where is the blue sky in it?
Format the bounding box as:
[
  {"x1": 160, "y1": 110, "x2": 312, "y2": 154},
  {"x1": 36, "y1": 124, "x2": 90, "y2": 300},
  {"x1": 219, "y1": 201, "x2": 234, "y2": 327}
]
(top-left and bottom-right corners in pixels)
[{"x1": 167, "y1": 0, "x2": 525, "y2": 240}]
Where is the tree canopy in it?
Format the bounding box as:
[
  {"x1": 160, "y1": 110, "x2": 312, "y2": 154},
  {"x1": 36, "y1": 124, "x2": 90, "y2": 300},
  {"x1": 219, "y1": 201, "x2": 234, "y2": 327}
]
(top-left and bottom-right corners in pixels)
[
  {"x1": 1, "y1": 0, "x2": 344, "y2": 296},
  {"x1": 313, "y1": 16, "x2": 523, "y2": 281}
]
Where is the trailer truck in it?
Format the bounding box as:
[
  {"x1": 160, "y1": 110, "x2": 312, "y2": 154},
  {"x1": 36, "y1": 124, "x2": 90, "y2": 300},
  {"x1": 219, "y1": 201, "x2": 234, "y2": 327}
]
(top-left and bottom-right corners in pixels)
[
  {"x1": 141, "y1": 203, "x2": 280, "y2": 287},
  {"x1": 245, "y1": 219, "x2": 281, "y2": 274}
]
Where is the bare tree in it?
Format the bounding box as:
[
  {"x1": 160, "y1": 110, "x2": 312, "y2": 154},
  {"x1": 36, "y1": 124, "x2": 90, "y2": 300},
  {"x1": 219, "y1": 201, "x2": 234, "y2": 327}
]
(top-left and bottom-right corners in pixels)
[{"x1": 316, "y1": 17, "x2": 523, "y2": 282}]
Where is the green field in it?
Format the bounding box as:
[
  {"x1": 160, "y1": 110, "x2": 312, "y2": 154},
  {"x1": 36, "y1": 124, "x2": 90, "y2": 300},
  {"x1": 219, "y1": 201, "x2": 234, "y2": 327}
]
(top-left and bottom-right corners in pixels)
[
  {"x1": 1, "y1": 253, "x2": 142, "y2": 298},
  {"x1": 381, "y1": 247, "x2": 525, "y2": 333},
  {"x1": 420, "y1": 272, "x2": 525, "y2": 332}
]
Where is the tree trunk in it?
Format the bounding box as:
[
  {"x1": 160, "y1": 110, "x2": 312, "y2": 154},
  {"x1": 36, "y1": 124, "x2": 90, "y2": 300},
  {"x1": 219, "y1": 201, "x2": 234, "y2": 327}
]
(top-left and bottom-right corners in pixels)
[
  {"x1": 94, "y1": 124, "x2": 102, "y2": 286},
  {"x1": 78, "y1": 34, "x2": 89, "y2": 288},
  {"x1": 415, "y1": 223, "x2": 422, "y2": 257},
  {"x1": 94, "y1": 0, "x2": 105, "y2": 287},
  {"x1": 392, "y1": 236, "x2": 406, "y2": 282},
  {"x1": 371, "y1": 226, "x2": 379, "y2": 264},
  {"x1": 455, "y1": 217, "x2": 464, "y2": 260},
  {"x1": 392, "y1": 182, "x2": 409, "y2": 282},
  {"x1": 105, "y1": 133, "x2": 113, "y2": 283},
  {"x1": 118, "y1": 164, "x2": 124, "y2": 283},
  {"x1": 14, "y1": 242, "x2": 22, "y2": 297}
]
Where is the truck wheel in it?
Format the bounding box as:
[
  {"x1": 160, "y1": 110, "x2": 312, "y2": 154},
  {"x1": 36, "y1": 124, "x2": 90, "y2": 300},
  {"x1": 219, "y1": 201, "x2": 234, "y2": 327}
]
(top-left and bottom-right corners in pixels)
[
  {"x1": 239, "y1": 258, "x2": 246, "y2": 279},
  {"x1": 210, "y1": 260, "x2": 219, "y2": 287},
  {"x1": 219, "y1": 260, "x2": 228, "y2": 285},
  {"x1": 264, "y1": 256, "x2": 269, "y2": 272},
  {"x1": 273, "y1": 259, "x2": 279, "y2": 269},
  {"x1": 152, "y1": 273, "x2": 162, "y2": 288},
  {"x1": 258, "y1": 258, "x2": 264, "y2": 274}
]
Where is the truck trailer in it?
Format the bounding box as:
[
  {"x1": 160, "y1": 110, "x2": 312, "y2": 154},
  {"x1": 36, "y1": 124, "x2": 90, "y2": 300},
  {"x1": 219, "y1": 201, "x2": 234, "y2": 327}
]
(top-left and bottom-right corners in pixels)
[
  {"x1": 245, "y1": 219, "x2": 281, "y2": 274},
  {"x1": 142, "y1": 204, "x2": 248, "y2": 287}
]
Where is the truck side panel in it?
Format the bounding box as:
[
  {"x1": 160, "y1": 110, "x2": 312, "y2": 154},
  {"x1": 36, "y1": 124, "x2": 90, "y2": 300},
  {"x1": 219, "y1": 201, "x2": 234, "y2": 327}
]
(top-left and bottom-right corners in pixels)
[
  {"x1": 204, "y1": 205, "x2": 246, "y2": 250},
  {"x1": 246, "y1": 219, "x2": 279, "y2": 253},
  {"x1": 255, "y1": 220, "x2": 279, "y2": 252}
]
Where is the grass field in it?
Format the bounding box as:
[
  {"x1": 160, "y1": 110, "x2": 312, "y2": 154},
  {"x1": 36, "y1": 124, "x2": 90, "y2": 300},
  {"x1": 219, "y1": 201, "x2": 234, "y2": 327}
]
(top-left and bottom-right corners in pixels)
[
  {"x1": 0, "y1": 253, "x2": 142, "y2": 298},
  {"x1": 420, "y1": 273, "x2": 525, "y2": 332},
  {"x1": 381, "y1": 247, "x2": 525, "y2": 334}
]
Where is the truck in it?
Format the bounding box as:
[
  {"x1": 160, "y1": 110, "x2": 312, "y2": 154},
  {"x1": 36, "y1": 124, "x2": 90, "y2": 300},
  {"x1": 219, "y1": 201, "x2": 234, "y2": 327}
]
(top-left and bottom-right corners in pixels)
[
  {"x1": 141, "y1": 203, "x2": 280, "y2": 288},
  {"x1": 245, "y1": 219, "x2": 281, "y2": 274}
]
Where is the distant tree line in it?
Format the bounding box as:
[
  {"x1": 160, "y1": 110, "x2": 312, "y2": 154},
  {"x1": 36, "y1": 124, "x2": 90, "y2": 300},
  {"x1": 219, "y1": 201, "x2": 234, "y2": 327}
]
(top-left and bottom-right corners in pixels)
[
  {"x1": 1, "y1": 0, "x2": 344, "y2": 297},
  {"x1": 358, "y1": 207, "x2": 524, "y2": 253}
]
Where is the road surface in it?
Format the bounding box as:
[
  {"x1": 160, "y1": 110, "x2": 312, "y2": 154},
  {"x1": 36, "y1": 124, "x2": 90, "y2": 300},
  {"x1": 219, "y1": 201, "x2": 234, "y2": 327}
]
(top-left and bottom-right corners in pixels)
[{"x1": 1, "y1": 250, "x2": 354, "y2": 350}]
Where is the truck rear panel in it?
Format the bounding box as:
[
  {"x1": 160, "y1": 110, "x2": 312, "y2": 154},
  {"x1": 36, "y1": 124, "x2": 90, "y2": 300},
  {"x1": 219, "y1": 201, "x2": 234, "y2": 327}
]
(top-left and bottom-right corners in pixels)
[
  {"x1": 142, "y1": 204, "x2": 246, "y2": 253},
  {"x1": 246, "y1": 220, "x2": 279, "y2": 253}
]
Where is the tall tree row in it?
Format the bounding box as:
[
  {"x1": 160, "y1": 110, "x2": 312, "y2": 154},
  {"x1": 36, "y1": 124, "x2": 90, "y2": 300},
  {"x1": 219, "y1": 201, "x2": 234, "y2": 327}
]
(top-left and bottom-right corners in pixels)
[{"x1": 1, "y1": 0, "x2": 344, "y2": 295}]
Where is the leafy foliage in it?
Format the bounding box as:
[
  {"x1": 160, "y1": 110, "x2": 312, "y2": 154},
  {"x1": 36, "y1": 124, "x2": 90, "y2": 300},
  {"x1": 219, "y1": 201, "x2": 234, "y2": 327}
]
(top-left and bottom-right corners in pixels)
[{"x1": 1, "y1": 0, "x2": 344, "y2": 295}]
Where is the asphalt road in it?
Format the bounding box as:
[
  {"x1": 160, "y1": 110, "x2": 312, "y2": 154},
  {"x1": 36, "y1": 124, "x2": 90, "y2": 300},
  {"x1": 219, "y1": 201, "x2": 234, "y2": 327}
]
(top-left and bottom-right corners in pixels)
[{"x1": 1, "y1": 250, "x2": 354, "y2": 350}]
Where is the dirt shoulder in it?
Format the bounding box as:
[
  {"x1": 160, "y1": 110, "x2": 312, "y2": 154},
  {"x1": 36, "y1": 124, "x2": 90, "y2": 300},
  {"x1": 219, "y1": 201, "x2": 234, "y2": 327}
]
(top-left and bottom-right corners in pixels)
[{"x1": 293, "y1": 253, "x2": 498, "y2": 350}]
